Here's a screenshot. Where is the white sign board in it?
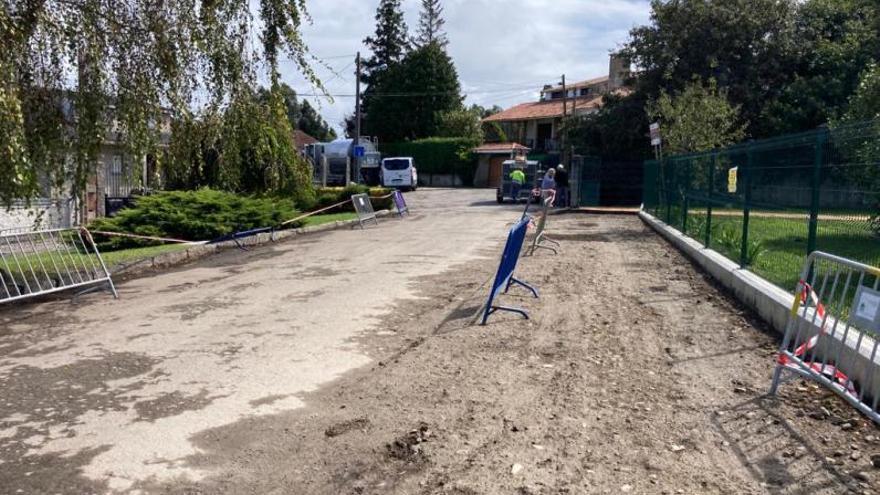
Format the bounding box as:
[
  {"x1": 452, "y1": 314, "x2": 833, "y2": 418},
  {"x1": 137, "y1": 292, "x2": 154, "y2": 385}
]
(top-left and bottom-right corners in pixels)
[
  {"x1": 852, "y1": 287, "x2": 880, "y2": 332},
  {"x1": 649, "y1": 123, "x2": 662, "y2": 147},
  {"x1": 728, "y1": 167, "x2": 738, "y2": 194}
]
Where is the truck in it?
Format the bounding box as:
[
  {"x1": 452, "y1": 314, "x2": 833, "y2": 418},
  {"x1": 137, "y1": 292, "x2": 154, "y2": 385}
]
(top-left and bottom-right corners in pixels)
[
  {"x1": 306, "y1": 138, "x2": 381, "y2": 187},
  {"x1": 496, "y1": 159, "x2": 542, "y2": 203}
]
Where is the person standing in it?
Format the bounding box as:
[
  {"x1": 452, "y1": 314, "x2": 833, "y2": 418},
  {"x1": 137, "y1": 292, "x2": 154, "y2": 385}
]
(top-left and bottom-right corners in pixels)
[
  {"x1": 541, "y1": 167, "x2": 557, "y2": 206},
  {"x1": 555, "y1": 164, "x2": 570, "y2": 208},
  {"x1": 509, "y1": 166, "x2": 526, "y2": 202}
]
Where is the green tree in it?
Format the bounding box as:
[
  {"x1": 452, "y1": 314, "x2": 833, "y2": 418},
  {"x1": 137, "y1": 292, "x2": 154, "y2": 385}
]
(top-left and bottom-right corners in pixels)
[
  {"x1": 470, "y1": 104, "x2": 503, "y2": 119},
  {"x1": 835, "y1": 64, "x2": 880, "y2": 234},
  {"x1": 759, "y1": 0, "x2": 880, "y2": 135},
  {"x1": 259, "y1": 83, "x2": 337, "y2": 142},
  {"x1": 436, "y1": 107, "x2": 484, "y2": 142},
  {"x1": 165, "y1": 88, "x2": 314, "y2": 206},
  {"x1": 622, "y1": 0, "x2": 799, "y2": 138},
  {"x1": 564, "y1": 92, "x2": 651, "y2": 160},
  {"x1": 647, "y1": 80, "x2": 746, "y2": 154},
  {"x1": 416, "y1": 0, "x2": 448, "y2": 48},
  {"x1": 0, "y1": 0, "x2": 321, "y2": 207},
  {"x1": 365, "y1": 43, "x2": 463, "y2": 142},
  {"x1": 363, "y1": 0, "x2": 410, "y2": 81}
]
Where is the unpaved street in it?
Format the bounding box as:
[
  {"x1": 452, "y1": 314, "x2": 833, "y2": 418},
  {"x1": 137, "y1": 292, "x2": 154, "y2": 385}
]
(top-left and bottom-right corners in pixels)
[
  {"x1": 2, "y1": 194, "x2": 879, "y2": 494},
  {"x1": 0, "y1": 189, "x2": 524, "y2": 493}
]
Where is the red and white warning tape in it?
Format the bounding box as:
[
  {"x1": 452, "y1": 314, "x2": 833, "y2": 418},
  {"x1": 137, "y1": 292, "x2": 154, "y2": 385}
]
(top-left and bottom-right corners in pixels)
[{"x1": 778, "y1": 280, "x2": 857, "y2": 395}]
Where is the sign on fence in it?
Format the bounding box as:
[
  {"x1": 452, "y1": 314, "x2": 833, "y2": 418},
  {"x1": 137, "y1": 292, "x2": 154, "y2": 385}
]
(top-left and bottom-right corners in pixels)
[
  {"x1": 649, "y1": 122, "x2": 662, "y2": 147},
  {"x1": 481, "y1": 217, "x2": 539, "y2": 325},
  {"x1": 351, "y1": 193, "x2": 378, "y2": 228},
  {"x1": 392, "y1": 190, "x2": 409, "y2": 217},
  {"x1": 770, "y1": 251, "x2": 880, "y2": 424},
  {"x1": 728, "y1": 167, "x2": 738, "y2": 193},
  {"x1": 528, "y1": 197, "x2": 560, "y2": 256},
  {"x1": 0, "y1": 228, "x2": 117, "y2": 304}
]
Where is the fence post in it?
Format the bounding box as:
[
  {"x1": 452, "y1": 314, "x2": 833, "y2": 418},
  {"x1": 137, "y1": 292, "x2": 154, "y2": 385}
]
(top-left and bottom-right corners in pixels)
[
  {"x1": 664, "y1": 159, "x2": 672, "y2": 224},
  {"x1": 806, "y1": 129, "x2": 826, "y2": 256},
  {"x1": 681, "y1": 160, "x2": 690, "y2": 234},
  {"x1": 740, "y1": 142, "x2": 754, "y2": 268},
  {"x1": 705, "y1": 153, "x2": 715, "y2": 248}
]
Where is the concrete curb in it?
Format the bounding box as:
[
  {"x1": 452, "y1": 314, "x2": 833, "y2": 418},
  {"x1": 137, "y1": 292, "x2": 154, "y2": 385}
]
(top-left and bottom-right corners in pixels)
[
  {"x1": 114, "y1": 209, "x2": 394, "y2": 277},
  {"x1": 640, "y1": 209, "x2": 880, "y2": 399}
]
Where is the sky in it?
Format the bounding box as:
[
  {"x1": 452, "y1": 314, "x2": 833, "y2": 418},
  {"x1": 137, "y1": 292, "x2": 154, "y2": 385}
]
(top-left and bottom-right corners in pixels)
[{"x1": 277, "y1": 0, "x2": 653, "y2": 135}]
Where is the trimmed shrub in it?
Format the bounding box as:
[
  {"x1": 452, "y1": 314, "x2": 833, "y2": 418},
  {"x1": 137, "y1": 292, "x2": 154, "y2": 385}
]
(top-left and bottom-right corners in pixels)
[
  {"x1": 314, "y1": 185, "x2": 394, "y2": 213},
  {"x1": 380, "y1": 137, "x2": 479, "y2": 186},
  {"x1": 90, "y1": 189, "x2": 299, "y2": 249}
]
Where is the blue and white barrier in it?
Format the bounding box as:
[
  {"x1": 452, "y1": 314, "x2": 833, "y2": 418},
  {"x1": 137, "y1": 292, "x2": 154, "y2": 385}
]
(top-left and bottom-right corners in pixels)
[{"x1": 480, "y1": 217, "x2": 539, "y2": 325}]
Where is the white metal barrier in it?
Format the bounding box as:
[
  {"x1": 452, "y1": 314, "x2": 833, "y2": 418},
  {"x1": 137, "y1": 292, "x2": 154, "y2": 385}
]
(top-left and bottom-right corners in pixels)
[
  {"x1": 770, "y1": 251, "x2": 880, "y2": 424},
  {"x1": 0, "y1": 228, "x2": 118, "y2": 304},
  {"x1": 351, "y1": 193, "x2": 378, "y2": 229},
  {"x1": 528, "y1": 197, "x2": 560, "y2": 256}
]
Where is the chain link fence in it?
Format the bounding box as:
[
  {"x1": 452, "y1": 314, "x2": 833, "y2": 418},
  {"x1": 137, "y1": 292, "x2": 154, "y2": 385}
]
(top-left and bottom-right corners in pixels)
[{"x1": 643, "y1": 119, "x2": 880, "y2": 290}]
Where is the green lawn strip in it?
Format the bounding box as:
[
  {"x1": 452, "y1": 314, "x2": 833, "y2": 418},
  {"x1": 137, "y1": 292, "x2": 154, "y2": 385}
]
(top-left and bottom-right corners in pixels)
[
  {"x1": 684, "y1": 211, "x2": 879, "y2": 291},
  {"x1": 301, "y1": 212, "x2": 358, "y2": 227},
  {"x1": 101, "y1": 244, "x2": 192, "y2": 269}
]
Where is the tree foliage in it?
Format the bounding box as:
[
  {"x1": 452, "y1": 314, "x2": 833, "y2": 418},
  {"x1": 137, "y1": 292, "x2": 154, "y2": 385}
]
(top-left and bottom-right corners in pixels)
[
  {"x1": 436, "y1": 107, "x2": 484, "y2": 142},
  {"x1": 164, "y1": 88, "x2": 315, "y2": 207},
  {"x1": 1, "y1": 0, "x2": 322, "y2": 207},
  {"x1": 415, "y1": 0, "x2": 448, "y2": 48},
  {"x1": 258, "y1": 83, "x2": 337, "y2": 142},
  {"x1": 621, "y1": 0, "x2": 798, "y2": 139},
  {"x1": 647, "y1": 80, "x2": 746, "y2": 154},
  {"x1": 362, "y1": 0, "x2": 410, "y2": 83},
  {"x1": 364, "y1": 43, "x2": 463, "y2": 142}
]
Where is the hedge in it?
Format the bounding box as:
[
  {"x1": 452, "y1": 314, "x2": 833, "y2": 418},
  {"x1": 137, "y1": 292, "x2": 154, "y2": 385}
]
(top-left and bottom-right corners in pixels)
[
  {"x1": 380, "y1": 137, "x2": 480, "y2": 186},
  {"x1": 314, "y1": 184, "x2": 394, "y2": 213},
  {"x1": 90, "y1": 189, "x2": 299, "y2": 249}
]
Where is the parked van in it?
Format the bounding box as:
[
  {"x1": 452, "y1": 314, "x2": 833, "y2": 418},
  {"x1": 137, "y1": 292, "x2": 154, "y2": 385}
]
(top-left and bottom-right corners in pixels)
[{"x1": 381, "y1": 157, "x2": 418, "y2": 190}]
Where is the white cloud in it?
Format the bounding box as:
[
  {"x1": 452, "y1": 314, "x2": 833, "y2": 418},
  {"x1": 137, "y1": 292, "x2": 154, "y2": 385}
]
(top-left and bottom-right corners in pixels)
[{"x1": 279, "y1": 0, "x2": 652, "y2": 135}]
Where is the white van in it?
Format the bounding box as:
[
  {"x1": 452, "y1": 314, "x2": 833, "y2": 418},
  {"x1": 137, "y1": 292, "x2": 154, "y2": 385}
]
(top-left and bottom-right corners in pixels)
[{"x1": 381, "y1": 157, "x2": 418, "y2": 190}]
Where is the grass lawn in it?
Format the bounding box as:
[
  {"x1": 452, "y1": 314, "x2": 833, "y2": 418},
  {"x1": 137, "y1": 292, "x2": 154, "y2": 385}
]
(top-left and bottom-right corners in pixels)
[
  {"x1": 301, "y1": 212, "x2": 358, "y2": 227},
  {"x1": 679, "y1": 208, "x2": 880, "y2": 291},
  {"x1": 101, "y1": 244, "x2": 192, "y2": 268}
]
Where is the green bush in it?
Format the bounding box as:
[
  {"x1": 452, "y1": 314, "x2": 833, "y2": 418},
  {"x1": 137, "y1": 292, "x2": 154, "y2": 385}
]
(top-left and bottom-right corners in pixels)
[
  {"x1": 90, "y1": 189, "x2": 299, "y2": 250},
  {"x1": 380, "y1": 137, "x2": 479, "y2": 186},
  {"x1": 313, "y1": 185, "x2": 394, "y2": 213}
]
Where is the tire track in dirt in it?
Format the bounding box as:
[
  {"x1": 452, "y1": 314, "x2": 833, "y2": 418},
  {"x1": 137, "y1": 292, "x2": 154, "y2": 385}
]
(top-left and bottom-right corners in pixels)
[{"x1": 136, "y1": 214, "x2": 878, "y2": 495}]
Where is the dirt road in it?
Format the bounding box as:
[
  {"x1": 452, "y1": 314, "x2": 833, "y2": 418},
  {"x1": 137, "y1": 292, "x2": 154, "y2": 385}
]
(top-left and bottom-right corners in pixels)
[
  {"x1": 0, "y1": 189, "x2": 524, "y2": 493},
  {"x1": 2, "y1": 194, "x2": 879, "y2": 494}
]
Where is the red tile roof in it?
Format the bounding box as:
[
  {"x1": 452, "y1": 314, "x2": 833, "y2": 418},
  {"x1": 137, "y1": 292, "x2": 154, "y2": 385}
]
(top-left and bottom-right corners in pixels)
[
  {"x1": 473, "y1": 142, "x2": 531, "y2": 154},
  {"x1": 293, "y1": 130, "x2": 318, "y2": 148},
  {"x1": 482, "y1": 95, "x2": 605, "y2": 123}
]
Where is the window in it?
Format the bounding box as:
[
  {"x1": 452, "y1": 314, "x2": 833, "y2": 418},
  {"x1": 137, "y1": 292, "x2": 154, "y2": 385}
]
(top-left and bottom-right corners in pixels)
[{"x1": 383, "y1": 159, "x2": 411, "y2": 171}]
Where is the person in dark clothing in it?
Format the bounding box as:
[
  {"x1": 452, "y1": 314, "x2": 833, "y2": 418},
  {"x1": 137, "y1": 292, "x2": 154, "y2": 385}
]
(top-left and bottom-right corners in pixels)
[{"x1": 555, "y1": 165, "x2": 570, "y2": 207}]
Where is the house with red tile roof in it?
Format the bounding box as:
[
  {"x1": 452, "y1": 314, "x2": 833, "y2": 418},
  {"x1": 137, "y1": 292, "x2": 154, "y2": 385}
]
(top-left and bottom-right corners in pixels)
[{"x1": 481, "y1": 55, "x2": 630, "y2": 155}]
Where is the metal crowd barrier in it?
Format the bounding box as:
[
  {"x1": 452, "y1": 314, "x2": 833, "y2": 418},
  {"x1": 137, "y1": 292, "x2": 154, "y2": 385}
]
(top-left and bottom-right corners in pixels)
[
  {"x1": 481, "y1": 217, "x2": 539, "y2": 325},
  {"x1": 528, "y1": 197, "x2": 560, "y2": 256},
  {"x1": 0, "y1": 228, "x2": 118, "y2": 304},
  {"x1": 770, "y1": 251, "x2": 880, "y2": 424},
  {"x1": 392, "y1": 190, "x2": 409, "y2": 217},
  {"x1": 352, "y1": 193, "x2": 379, "y2": 228}
]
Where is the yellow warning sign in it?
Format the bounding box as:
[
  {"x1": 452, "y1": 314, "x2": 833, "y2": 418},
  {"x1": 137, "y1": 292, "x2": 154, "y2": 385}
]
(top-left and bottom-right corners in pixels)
[{"x1": 728, "y1": 167, "x2": 738, "y2": 193}]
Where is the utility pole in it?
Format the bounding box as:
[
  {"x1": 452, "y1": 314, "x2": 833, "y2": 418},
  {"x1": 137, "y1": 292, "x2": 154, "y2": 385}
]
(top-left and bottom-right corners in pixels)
[
  {"x1": 355, "y1": 51, "x2": 362, "y2": 146},
  {"x1": 560, "y1": 74, "x2": 567, "y2": 167},
  {"x1": 354, "y1": 51, "x2": 362, "y2": 184}
]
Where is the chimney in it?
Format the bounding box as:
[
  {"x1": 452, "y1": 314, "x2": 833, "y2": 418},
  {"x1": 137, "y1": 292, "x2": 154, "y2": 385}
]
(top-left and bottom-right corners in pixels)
[{"x1": 609, "y1": 53, "x2": 631, "y2": 89}]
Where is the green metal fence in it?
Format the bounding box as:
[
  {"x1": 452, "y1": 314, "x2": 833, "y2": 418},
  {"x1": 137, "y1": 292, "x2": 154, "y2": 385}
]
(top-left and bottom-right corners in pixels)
[{"x1": 643, "y1": 119, "x2": 880, "y2": 291}]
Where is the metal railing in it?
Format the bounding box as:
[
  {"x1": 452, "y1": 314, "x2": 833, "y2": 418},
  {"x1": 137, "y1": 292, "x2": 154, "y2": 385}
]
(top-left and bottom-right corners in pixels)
[
  {"x1": 770, "y1": 251, "x2": 880, "y2": 424},
  {"x1": 0, "y1": 228, "x2": 118, "y2": 304}
]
